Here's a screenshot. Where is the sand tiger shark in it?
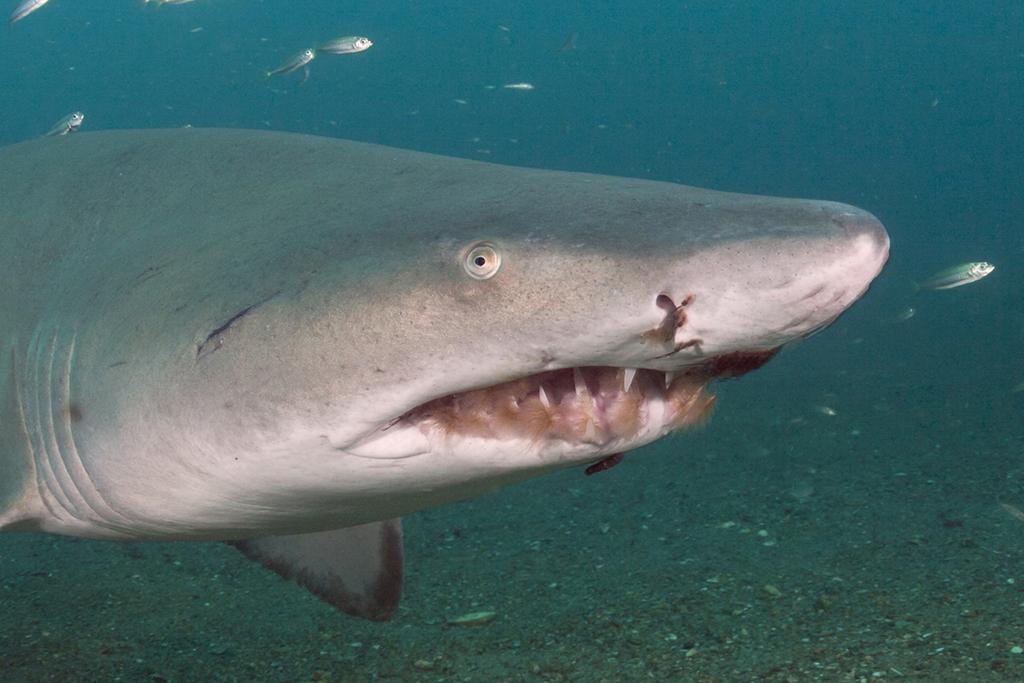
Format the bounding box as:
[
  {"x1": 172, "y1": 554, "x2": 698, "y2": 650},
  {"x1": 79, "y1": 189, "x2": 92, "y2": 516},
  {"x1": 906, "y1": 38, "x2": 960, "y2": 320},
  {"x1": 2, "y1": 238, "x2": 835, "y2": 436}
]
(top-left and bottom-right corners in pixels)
[{"x1": 0, "y1": 129, "x2": 888, "y2": 620}]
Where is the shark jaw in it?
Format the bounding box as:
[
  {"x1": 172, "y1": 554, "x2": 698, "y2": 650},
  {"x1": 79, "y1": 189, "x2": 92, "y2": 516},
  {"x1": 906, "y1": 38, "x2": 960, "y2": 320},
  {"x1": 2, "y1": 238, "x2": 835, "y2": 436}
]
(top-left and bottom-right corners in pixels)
[{"x1": 344, "y1": 350, "x2": 779, "y2": 472}]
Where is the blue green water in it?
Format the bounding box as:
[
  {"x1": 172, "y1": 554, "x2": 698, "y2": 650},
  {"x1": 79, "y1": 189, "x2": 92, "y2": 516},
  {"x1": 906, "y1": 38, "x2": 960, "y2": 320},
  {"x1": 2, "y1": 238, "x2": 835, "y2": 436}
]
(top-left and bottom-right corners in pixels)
[{"x1": 1, "y1": 2, "x2": 1022, "y2": 681}]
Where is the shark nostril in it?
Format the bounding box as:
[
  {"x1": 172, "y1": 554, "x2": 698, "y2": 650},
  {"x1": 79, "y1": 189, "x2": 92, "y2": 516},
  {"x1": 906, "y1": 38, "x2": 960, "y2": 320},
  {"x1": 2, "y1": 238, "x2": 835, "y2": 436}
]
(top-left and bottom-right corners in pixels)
[
  {"x1": 645, "y1": 293, "x2": 700, "y2": 351},
  {"x1": 655, "y1": 294, "x2": 675, "y2": 312}
]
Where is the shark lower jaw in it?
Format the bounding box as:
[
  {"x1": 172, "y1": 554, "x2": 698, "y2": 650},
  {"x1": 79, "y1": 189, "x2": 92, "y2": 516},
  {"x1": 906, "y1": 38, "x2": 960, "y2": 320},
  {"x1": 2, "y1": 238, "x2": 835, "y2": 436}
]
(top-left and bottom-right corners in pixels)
[{"x1": 379, "y1": 349, "x2": 780, "y2": 456}]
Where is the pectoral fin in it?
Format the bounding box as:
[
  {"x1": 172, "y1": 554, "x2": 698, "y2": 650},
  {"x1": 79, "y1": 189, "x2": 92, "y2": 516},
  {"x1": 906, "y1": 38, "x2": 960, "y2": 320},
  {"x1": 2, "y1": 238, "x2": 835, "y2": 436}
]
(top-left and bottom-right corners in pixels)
[{"x1": 232, "y1": 518, "x2": 403, "y2": 621}]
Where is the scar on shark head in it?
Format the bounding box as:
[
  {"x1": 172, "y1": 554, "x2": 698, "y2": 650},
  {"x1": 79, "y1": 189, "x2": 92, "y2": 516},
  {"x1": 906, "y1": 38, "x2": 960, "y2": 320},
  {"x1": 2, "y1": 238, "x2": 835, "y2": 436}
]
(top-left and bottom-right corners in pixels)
[{"x1": 196, "y1": 290, "x2": 281, "y2": 359}]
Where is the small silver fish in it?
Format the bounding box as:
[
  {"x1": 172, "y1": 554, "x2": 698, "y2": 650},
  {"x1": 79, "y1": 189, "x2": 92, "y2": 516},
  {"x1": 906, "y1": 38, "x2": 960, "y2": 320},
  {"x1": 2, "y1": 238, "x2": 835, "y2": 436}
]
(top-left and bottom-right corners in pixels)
[
  {"x1": 318, "y1": 36, "x2": 373, "y2": 55},
  {"x1": 9, "y1": 0, "x2": 49, "y2": 24},
  {"x1": 44, "y1": 111, "x2": 85, "y2": 137},
  {"x1": 265, "y1": 48, "x2": 316, "y2": 79},
  {"x1": 893, "y1": 306, "x2": 916, "y2": 322},
  {"x1": 999, "y1": 501, "x2": 1024, "y2": 523},
  {"x1": 503, "y1": 82, "x2": 535, "y2": 91},
  {"x1": 916, "y1": 261, "x2": 994, "y2": 290},
  {"x1": 144, "y1": 0, "x2": 195, "y2": 6}
]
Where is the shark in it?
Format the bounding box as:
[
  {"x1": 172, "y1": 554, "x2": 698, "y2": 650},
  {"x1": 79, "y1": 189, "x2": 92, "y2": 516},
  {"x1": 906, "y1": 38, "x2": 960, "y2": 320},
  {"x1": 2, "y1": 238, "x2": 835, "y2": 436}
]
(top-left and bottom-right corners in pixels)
[{"x1": 0, "y1": 129, "x2": 889, "y2": 620}]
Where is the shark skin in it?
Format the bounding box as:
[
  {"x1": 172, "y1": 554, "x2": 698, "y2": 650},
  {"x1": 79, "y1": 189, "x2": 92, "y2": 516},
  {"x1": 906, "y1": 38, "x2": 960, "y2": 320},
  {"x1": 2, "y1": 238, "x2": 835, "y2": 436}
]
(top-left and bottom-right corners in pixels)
[{"x1": 0, "y1": 129, "x2": 889, "y2": 619}]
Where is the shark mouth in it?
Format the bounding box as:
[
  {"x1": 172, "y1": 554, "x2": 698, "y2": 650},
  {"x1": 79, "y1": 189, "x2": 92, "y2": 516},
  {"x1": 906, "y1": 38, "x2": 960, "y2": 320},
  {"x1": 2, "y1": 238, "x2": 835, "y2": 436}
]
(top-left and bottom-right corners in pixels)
[{"x1": 397, "y1": 351, "x2": 778, "y2": 450}]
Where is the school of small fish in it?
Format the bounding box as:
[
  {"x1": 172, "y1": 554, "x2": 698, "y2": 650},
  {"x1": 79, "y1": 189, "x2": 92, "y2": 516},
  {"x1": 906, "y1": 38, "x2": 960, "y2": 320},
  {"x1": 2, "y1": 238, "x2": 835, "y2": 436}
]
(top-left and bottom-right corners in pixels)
[
  {"x1": 10, "y1": 2, "x2": 375, "y2": 82},
  {"x1": 8, "y1": 1, "x2": 381, "y2": 134},
  {"x1": 263, "y1": 36, "x2": 375, "y2": 84},
  {"x1": 7, "y1": 2, "x2": 552, "y2": 146}
]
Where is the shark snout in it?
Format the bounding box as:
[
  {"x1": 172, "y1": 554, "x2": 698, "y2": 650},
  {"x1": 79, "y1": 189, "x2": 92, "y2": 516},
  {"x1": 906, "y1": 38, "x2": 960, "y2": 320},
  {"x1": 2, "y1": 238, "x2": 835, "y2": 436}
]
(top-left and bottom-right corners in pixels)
[
  {"x1": 775, "y1": 202, "x2": 890, "y2": 339},
  {"x1": 821, "y1": 202, "x2": 891, "y2": 303},
  {"x1": 827, "y1": 203, "x2": 890, "y2": 268},
  {"x1": 664, "y1": 200, "x2": 890, "y2": 361}
]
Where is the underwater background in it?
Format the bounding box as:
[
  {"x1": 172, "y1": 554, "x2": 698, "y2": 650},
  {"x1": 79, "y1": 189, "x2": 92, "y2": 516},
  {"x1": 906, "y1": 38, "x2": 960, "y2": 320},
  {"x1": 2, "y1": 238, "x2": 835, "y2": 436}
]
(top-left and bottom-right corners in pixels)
[{"x1": 1, "y1": 1, "x2": 1022, "y2": 681}]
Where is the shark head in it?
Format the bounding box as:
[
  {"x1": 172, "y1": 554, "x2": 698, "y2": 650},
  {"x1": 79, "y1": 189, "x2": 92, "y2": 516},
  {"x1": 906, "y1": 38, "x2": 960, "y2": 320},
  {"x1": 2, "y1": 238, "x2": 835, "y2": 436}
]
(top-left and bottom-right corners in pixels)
[
  {"x1": 2, "y1": 130, "x2": 888, "y2": 540},
  {"x1": 332, "y1": 180, "x2": 889, "y2": 488}
]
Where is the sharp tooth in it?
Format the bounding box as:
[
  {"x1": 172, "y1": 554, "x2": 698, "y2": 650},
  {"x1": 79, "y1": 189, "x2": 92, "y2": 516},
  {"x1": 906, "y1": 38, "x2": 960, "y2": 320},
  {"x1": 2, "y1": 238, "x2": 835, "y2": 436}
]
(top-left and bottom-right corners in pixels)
[
  {"x1": 573, "y1": 367, "x2": 590, "y2": 398},
  {"x1": 665, "y1": 371, "x2": 674, "y2": 389},
  {"x1": 623, "y1": 367, "x2": 637, "y2": 393},
  {"x1": 538, "y1": 384, "x2": 551, "y2": 409},
  {"x1": 574, "y1": 368, "x2": 598, "y2": 441}
]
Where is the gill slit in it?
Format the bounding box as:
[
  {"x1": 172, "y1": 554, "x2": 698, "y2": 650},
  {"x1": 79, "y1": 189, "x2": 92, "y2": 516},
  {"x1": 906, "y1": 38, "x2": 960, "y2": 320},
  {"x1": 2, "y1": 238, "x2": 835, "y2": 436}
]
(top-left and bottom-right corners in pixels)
[
  {"x1": 26, "y1": 325, "x2": 126, "y2": 529},
  {"x1": 10, "y1": 344, "x2": 55, "y2": 520},
  {"x1": 56, "y1": 331, "x2": 132, "y2": 529},
  {"x1": 26, "y1": 327, "x2": 77, "y2": 521}
]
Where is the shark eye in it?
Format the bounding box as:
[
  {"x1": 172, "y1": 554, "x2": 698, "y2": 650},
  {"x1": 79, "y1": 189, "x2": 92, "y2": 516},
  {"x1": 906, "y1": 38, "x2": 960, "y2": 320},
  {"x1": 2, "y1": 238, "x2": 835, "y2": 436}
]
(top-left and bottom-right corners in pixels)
[{"x1": 463, "y1": 242, "x2": 502, "y2": 280}]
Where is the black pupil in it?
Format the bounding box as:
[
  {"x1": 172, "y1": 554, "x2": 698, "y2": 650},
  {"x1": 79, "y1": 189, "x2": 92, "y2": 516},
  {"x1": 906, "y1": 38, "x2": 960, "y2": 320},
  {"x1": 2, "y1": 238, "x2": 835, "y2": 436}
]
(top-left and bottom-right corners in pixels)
[{"x1": 474, "y1": 255, "x2": 487, "y2": 267}]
